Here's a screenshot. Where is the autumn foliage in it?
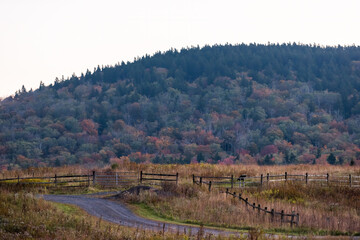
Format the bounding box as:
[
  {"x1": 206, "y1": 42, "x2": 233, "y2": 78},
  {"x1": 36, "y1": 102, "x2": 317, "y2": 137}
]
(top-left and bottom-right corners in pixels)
[{"x1": 1, "y1": 44, "x2": 360, "y2": 169}]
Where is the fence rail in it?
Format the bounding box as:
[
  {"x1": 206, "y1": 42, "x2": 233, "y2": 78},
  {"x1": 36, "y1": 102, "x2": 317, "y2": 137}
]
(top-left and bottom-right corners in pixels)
[
  {"x1": 1, "y1": 170, "x2": 359, "y2": 189},
  {"x1": 193, "y1": 174, "x2": 235, "y2": 189},
  {"x1": 140, "y1": 171, "x2": 178, "y2": 185},
  {"x1": 193, "y1": 172, "x2": 360, "y2": 190},
  {"x1": 0, "y1": 173, "x2": 93, "y2": 187}
]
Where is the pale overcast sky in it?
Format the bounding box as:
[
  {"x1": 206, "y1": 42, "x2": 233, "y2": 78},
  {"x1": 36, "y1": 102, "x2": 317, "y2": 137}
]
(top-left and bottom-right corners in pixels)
[{"x1": 0, "y1": 0, "x2": 359, "y2": 98}]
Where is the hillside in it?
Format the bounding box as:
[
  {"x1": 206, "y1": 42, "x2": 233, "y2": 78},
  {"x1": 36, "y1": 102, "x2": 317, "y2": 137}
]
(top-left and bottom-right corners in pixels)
[{"x1": 1, "y1": 43, "x2": 360, "y2": 169}]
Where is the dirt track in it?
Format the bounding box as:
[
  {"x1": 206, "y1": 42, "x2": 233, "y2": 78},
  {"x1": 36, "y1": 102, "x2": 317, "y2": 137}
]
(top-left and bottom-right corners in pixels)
[{"x1": 42, "y1": 193, "x2": 243, "y2": 237}]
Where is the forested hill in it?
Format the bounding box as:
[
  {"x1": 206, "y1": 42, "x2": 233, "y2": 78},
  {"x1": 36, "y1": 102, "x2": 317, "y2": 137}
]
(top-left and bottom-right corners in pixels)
[{"x1": 1, "y1": 43, "x2": 360, "y2": 169}]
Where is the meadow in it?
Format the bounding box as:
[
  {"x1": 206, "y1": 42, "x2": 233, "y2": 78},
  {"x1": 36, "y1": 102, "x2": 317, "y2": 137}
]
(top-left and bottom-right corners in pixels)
[{"x1": 0, "y1": 163, "x2": 359, "y2": 239}]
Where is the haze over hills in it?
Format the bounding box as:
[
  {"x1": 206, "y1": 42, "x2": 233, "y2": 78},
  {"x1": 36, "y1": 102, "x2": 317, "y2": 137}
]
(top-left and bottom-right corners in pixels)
[{"x1": 1, "y1": 43, "x2": 360, "y2": 169}]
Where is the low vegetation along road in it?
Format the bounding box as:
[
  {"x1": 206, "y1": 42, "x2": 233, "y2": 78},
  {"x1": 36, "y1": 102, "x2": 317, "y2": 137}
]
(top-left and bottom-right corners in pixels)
[
  {"x1": 42, "y1": 192, "x2": 360, "y2": 239},
  {"x1": 43, "y1": 193, "x2": 242, "y2": 237}
]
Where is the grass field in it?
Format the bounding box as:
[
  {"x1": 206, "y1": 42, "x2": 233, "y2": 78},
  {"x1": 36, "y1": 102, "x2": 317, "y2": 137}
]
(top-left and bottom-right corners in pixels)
[
  {"x1": 113, "y1": 163, "x2": 360, "y2": 237},
  {"x1": 1, "y1": 186, "x2": 250, "y2": 240},
  {"x1": 122, "y1": 181, "x2": 360, "y2": 236},
  {"x1": 1, "y1": 163, "x2": 359, "y2": 239},
  {"x1": 2, "y1": 163, "x2": 360, "y2": 180}
]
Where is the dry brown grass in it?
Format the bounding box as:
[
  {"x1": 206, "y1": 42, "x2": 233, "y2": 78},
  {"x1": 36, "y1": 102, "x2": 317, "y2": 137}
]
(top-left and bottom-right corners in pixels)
[
  {"x1": 110, "y1": 163, "x2": 360, "y2": 236},
  {"x1": 245, "y1": 183, "x2": 360, "y2": 232},
  {"x1": 123, "y1": 182, "x2": 360, "y2": 236},
  {"x1": 3, "y1": 163, "x2": 359, "y2": 180},
  {"x1": 125, "y1": 163, "x2": 360, "y2": 179},
  {"x1": 0, "y1": 165, "x2": 91, "y2": 179},
  {"x1": 0, "y1": 187, "x2": 253, "y2": 240},
  {"x1": 1, "y1": 163, "x2": 360, "y2": 237}
]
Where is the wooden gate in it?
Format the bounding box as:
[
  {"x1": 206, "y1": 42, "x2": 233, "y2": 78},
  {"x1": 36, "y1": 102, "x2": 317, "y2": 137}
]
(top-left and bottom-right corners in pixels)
[{"x1": 94, "y1": 171, "x2": 139, "y2": 187}]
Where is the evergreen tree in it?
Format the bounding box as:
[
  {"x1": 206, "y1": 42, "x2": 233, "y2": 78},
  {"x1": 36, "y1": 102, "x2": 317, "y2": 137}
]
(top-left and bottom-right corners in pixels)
[
  {"x1": 290, "y1": 153, "x2": 297, "y2": 163},
  {"x1": 39, "y1": 81, "x2": 45, "y2": 90},
  {"x1": 197, "y1": 153, "x2": 205, "y2": 162},
  {"x1": 327, "y1": 153, "x2": 336, "y2": 165},
  {"x1": 350, "y1": 159, "x2": 355, "y2": 166},
  {"x1": 316, "y1": 148, "x2": 321, "y2": 158},
  {"x1": 21, "y1": 85, "x2": 27, "y2": 93},
  {"x1": 214, "y1": 152, "x2": 221, "y2": 162},
  {"x1": 55, "y1": 158, "x2": 61, "y2": 167},
  {"x1": 263, "y1": 154, "x2": 273, "y2": 165}
]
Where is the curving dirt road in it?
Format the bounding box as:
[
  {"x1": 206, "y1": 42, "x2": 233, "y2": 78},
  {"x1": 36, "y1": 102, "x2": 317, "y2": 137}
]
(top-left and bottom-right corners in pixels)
[{"x1": 43, "y1": 194, "x2": 243, "y2": 237}]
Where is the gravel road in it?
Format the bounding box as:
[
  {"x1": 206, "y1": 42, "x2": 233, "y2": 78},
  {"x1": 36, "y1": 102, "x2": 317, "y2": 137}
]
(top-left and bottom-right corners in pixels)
[
  {"x1": 43, "y1": 194, "x2": 359, "y2": 239},
  {"x1": 42, "y1": 194, "x2": 243, "y2": 237}
]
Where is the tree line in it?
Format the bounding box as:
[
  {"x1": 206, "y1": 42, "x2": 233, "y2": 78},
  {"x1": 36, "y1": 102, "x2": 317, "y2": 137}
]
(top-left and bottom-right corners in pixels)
[{"x1": 1, "y1": 43, "x2": 360, "y2": 169}]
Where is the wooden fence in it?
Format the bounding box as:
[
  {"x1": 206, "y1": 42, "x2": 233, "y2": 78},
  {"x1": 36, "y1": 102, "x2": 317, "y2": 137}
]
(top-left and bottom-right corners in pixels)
[
  {"x1": 239, "y1": 172, "x2": 360, "y2": 188},
  {"x1": 1, "y1": 171, "x2": 359, "y2": 189},
  {"x1": 194, "y1": 172, "x2": 360, "y2": 190},
  {"x1": 140, "y1": 171, "x2": 179, "y2": 185},
  {"x1": 0, "y1": 171, "x2": 179, "y2": 188},
  {"x1": 193, "y1": 174, "x2": 235, "y2": 190},
  {"x1": 0, "y1": 173, "x2": 93, "y2": 187},
  {"x1": 226, "y1": 189, "x2": 299, "y2": 227},
  {"x1": 94, "y1": 171, "x2": 138, "y2": 187}
]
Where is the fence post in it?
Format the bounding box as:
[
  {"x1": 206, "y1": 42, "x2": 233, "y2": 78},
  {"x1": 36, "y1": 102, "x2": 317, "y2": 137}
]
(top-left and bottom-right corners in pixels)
[
  {"x1": 260, "y1": 174, "x2": 263, "y2": 186},
  {"x1": 208, "y1": 181, "x2": 212, "y2": 192},
  {"x1": 290, "y1": 211, "x2": 295, "y2": 227},
  {"x1": 305, "y1": 172, "x2": 308, "y2": 184},
  {"x1": 296, "y1": 213, "x2": 300, "y2": 226},
  {"x1": 140, "y1": 171, "x2": 143, "y2": 184},
  {"x1": 271, "y1": 209, "x2": 274, "y2": 222},
  {"x1": 285, "y1": 172, "x2": 287, "y2": 182},
  {"x1": 176, "y1": 172, "x2": 179, "y2": 185},
  {"x1": 258, "y1": 204, "x2": 261, "y2": 214},
  {"x1": 267, "y1": 173, "x2": 269, "y2": 183},
  {"x1": 349, "y1": 174, "x2": 352, "y2": 187},
  {"x1": 200, "y1": 177, "x2": 202, "y2": 186},
  {"x1": 231, "y1": 175, "x2": 234, "y2": 189},
  {"x1": 55, "y1": 174, "x2": 57, "y2": 185},
  {"x1": 17, "y1": 175, "x2": 20, "y2": 184},
  {"x1": 192, "y1": 174, "x2": 195, "y2": 184},
  {"x1": 326, "y1": 173, "x2": 329, "y2": 185},
  {"x1": 92, "y1": 171, "x2": 96, "y2": 185},
  {"x1": 281, "y1": 210, "x2": 284, "y2": 224},
  {"x1": 253, "y1": 203, "x2": 255, "y2": 209},
  {"x1": 238, "y1": 193, "x2": 242, "y2": 200}
]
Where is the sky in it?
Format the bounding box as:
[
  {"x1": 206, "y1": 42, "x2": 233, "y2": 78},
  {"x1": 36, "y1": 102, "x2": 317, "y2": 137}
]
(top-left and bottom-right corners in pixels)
[{"x1": 0, "y1": 0, "x2": 359, "y2": 98}]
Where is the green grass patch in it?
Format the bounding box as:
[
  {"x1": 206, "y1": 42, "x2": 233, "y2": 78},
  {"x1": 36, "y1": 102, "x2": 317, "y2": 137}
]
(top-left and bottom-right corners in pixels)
[
  {"x1": 52, "y1": 202, "x2": 83, "y2": 216},
  {"x1": 129, "y1": 202, "x2": 296, "y2": 236},
  {"x1": 129, "y1": 202, "x2": 250, "y2": 232},
  {"x1": 47, "y1": 186, "x2": 114, "y2": 195}
]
